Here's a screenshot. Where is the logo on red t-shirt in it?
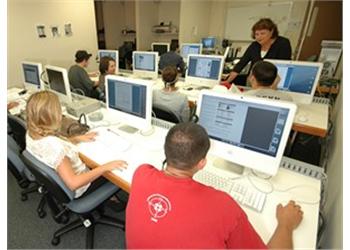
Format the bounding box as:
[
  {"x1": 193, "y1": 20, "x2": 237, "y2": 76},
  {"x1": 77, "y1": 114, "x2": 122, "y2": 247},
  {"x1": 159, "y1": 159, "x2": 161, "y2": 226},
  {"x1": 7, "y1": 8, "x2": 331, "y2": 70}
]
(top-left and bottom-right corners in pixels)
[{"x1": 147, "y1": 194, "x2": 172, "y2": 223}]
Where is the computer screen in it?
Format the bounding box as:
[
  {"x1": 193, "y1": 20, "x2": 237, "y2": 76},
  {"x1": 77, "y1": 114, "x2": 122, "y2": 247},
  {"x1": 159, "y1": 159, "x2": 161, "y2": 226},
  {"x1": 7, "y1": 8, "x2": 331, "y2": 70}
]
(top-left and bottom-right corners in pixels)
[
  {"x1": 132, "y1": 51, "x2": 158, "y2": 80},
  {"x1": 180, "y1": 43, "x2": 202, "y2": 59},
  {"x1": 201, "y1": 37, "x2": 216, "y2": 49},
  {"x1": 152, "y1": 43, "x2": 169, "y2": 56},
  {"x1": 185, "y1": 55, "x2": 224, "y2": 87},
  {"x1": 105, "y1": 75, "x2": 153, "y2": 132},
  {"x1": 22, "y1": 62, "x2": 42, "y2": 89},
  {"x1": 98, "y1": 50, "x2": 118, "y2": 61},
  {"x1": 197, "y1": 90, "x2": 296, "y2": 176},
  {"x1": 266, "y1": 60, "x2": 323, "y2": 104},
  {"x1": 107, "y1": 79, "x2": 147, "y2": 119},
  {"x1": 134, "y1": 53, "x2": 156, "y2": 72},
  {"x1": 45, "y1": 65, "x2": 72, "y2": 103}
]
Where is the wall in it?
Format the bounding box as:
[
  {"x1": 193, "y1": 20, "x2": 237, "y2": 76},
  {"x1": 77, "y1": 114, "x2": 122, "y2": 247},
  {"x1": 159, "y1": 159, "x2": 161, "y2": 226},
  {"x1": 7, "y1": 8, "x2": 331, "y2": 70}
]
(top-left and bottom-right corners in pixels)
[
  {"x1": 135, "y1": 1, "x2": 159, "y2": 50},
  {"x1": 318, "y1": 85, "x2": 343, "y2": 248},
  {"x1": 178, "y1": 0, "x2": 212, "y2": 44},
  {"x1": 8, "y1": 0, "x2": 99, "y2": 88},
  {"x1": 154, "y1": 0, "x2": 180, "y2": 43},
  {"x1": 204, "y1": 0, "x2": 308, "y2": 56},
  {"x1": 102, "y1": 1, "x2": 136, "y2": 50}
]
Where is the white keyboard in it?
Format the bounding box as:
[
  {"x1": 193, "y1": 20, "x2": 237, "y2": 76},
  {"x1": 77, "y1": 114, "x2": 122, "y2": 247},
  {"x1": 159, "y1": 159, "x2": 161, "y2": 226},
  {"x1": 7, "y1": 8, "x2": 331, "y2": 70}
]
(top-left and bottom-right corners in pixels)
[
  {"x1": 194, "y1": 170, "x2": 233, "y2": 195},
  {"x1": 194, "y1": 170, "x2": 267, "y2": 213},
  {"x1": 152, "y1": 118, "x2": 175, "y2": 130}
]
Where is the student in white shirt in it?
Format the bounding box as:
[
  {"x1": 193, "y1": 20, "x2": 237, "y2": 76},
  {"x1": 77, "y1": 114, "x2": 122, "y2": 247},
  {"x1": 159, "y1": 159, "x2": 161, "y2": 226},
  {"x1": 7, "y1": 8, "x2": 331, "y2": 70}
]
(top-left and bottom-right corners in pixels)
[
  {"x1": 245, "y1": 61, "x2": 293, "y2": 102},
  {"x1": 25, "y1": 91, "x2": 127, "y2": 198}
]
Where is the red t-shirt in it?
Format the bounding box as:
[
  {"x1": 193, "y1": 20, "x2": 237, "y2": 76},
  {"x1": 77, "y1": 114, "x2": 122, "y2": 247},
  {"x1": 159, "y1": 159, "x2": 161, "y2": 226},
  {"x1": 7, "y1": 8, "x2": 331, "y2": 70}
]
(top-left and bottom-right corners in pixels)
[{"x1": 126, "y1": 164, "x2": 267, "y2": 249}]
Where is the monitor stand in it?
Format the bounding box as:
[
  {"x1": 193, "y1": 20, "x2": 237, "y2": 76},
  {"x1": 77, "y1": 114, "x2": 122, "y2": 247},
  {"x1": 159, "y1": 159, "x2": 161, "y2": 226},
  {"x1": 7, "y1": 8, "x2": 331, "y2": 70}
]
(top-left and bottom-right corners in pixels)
[{"x1": 212, "y1": 157, "x2": 244, "y2": 175}]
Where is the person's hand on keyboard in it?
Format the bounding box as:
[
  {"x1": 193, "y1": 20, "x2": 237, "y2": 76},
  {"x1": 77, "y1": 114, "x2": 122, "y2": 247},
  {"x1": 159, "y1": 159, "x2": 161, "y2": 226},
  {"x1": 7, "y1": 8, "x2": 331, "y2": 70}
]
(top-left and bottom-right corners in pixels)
[
  {"x1": 103, "y1": 160, "x2": 128, "y2": 172},
  {"x1": 276, "y1": 200, "x2": 303, "y2": 231},
  {"x1": 7, "y1": 101, "x2": 19, "y2": 110}
]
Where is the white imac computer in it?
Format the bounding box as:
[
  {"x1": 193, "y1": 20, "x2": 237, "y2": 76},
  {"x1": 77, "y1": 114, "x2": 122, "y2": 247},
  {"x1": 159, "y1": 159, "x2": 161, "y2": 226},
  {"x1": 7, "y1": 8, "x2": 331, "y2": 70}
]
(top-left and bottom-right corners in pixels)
[
  {"x1": 201, "y1": 37, "x2": 216, "y2": 51},
  {"x1": 185, "y1": 54, "x2": 224, "y2": 88},
  {"x1": 21, "y1": 61, "x2": 44, "y2": 91},
  {"x1": 197, "y1": 90, "x2": 297, "y2": 176},
  {"x1": 98, "y1": 50, "x2": 119, "y2": 74},
  {"x1": 180, "y1": 43, "x2": 203, "y2": 61},
  {"x1": 151, "y1": 43, "x2": 170, "y2": 56},
  {"x1": 45, "y1": 65, "x2": 72, "y2": 104},
  {"x1": 132, "y1": 51, "x2": 159, "y2": 80},
  {"x1": 105, "y1": 75, "x2": 153, "y2": 135},
  {"x1": 265, "y1": 60, "x2": 323, "y2": 104}
]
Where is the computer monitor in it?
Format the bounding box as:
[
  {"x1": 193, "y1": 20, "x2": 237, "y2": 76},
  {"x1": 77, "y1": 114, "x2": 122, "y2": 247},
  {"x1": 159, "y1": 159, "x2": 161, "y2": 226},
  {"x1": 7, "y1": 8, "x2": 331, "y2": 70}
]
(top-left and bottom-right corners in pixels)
[
  {"x1": 45, "y1": 65, "x2": 72, "y2": 104},
  {"x1": 265, "y1": 60, "x2": 323, "y2": 104},
  {"x1": 21, "y1": 61, "x2": 44, "y2": 90},
  {"x1": 180, "y1": 43, "x2": 203, "y2": 61},
  {"x1": 105, "y1": 75, "x2": 153, "y2": 134},
  {"x1": 151, "y1": 43, "x2": 170, "y2": 56},
  {"x1": 98, "y1": 50, "x2": 119, "y2": 74},
  {"x1": 201, "y1": 37, "x2": 216, "y2": 50},
  {"x1": 132, "y1": 51, "x2": 158, "y2": 80},
  {"x1": 185, "y1": 54, "x2": 224, "y2": 88},
  {"x1": 197, "y1": 90, "x2": 297, "y2": 176}
]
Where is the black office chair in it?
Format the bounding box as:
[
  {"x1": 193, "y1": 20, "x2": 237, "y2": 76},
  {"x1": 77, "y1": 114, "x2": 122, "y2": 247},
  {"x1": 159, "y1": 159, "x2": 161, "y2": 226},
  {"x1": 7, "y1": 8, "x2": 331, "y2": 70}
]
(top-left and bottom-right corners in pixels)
[
  {"x1": 7, "y1": 114, "x2": 47, "y2": 218},
  {"x1": 152, "y1": 104, "x2": 180, "y2": 124},
  {"x1": 20, "y1": 150, "x2": 125, "y2": 249}
]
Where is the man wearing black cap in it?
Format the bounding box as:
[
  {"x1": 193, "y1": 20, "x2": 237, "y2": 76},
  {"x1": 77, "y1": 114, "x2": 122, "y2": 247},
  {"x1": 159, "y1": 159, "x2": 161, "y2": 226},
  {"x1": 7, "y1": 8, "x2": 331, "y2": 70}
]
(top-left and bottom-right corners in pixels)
[{"x1": 68, "y1": 50, "x2": 100, "y2": 98}]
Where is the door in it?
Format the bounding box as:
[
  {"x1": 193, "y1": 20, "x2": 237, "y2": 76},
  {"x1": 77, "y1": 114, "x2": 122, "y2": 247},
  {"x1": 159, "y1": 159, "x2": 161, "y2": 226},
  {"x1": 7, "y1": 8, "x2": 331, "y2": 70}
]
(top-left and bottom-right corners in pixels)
[{"x1": 298, "y1": 0, "x2": 342, "y2": 60}]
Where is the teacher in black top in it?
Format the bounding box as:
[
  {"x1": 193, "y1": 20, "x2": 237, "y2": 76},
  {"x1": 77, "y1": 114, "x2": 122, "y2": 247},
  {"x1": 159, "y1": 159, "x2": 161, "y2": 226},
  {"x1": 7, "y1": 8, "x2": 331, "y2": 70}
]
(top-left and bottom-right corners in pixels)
[{"x1": 227, "y1": 18, "x2": 291, "y2": 85}]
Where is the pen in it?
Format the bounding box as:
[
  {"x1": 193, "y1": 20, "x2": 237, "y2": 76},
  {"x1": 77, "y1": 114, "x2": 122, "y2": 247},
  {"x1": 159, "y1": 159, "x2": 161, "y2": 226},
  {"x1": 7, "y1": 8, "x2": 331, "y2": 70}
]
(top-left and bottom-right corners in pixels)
[{"x1": 107, "y1": 128, "x2": 120, "y2": 137}]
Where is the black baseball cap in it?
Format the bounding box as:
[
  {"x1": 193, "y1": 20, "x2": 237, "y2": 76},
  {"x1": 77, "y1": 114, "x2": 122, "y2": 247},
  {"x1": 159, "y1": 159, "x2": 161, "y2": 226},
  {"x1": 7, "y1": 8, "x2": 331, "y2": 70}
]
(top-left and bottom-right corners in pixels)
[{"x1": 75, "y1": 50, "x2": 92, "y2": 63}]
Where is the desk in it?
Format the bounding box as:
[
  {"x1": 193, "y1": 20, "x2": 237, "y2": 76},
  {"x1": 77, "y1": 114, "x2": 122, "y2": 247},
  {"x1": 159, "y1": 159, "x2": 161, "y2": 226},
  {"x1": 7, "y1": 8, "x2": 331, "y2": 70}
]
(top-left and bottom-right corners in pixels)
[
  {"x1": 155, "y1": 81, "x2": 329, "y2": 138},
  {"x1": 7, "y1": 87, "x2": 321, "y2": 248},
  {"x1": 77, "y1": 110, "x2": 321, "y2": 249}
]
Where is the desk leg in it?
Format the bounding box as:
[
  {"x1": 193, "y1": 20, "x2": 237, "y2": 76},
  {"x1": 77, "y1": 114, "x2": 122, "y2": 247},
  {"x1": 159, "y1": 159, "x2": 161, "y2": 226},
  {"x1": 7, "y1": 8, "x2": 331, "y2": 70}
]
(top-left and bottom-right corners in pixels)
[{"x1": 286, "y1": 130, "x2": 298, "y2": 156}]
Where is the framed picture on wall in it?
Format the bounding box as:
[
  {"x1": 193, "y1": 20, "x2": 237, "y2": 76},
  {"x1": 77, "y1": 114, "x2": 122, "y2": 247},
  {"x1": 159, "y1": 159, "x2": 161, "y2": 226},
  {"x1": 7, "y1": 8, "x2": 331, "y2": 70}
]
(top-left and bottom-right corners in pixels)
[
  {"x1": 64, "y1": 23, "x2": 73, "y2": 37},
  {"x1": 51, "y1": 26, "x2": 60, "y2": 38},
  {"x1": 36, "y1": 24, "x2": 46, "y2": 38}
]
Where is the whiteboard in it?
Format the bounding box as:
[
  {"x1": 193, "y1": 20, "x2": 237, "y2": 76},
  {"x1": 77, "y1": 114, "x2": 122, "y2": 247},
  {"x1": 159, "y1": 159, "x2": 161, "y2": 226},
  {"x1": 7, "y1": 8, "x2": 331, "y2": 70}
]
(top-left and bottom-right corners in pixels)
[{"x1": 224, "y1": 2, "x2": 293, "y2": 41}]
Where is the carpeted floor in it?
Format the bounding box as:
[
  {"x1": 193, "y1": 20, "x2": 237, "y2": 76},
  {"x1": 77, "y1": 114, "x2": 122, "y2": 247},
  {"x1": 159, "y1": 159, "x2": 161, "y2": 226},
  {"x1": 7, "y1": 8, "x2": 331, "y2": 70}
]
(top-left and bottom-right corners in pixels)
[{"x1": 7, "y1": 170, "x2": 126, "y2": 249}]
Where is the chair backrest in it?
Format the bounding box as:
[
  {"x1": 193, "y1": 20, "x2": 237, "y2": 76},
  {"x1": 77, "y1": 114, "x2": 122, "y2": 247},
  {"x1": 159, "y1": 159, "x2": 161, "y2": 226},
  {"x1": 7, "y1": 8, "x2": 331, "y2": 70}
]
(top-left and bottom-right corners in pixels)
[
  {"x1": 20, "y1": 150, "x2": 75, "y2": 203},
  {"x1": 152, "y1": 104, "x2": 180, "y2": 124},
  {"x1": 7, "y1": 114, "x2": 27, "y2": 151}
]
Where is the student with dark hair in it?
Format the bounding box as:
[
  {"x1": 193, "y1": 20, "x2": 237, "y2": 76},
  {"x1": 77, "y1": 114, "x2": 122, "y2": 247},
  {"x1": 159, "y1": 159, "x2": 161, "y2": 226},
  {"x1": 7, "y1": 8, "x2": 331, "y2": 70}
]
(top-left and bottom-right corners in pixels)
[
  {"x1": 158, "y1": 41, "x2": 185, "y2": 73},
  {"x1": 152, "y1": 66, "x2": 190, "y2": 122},
  {"x1": 98, "y1": 56, "x2": 116, "y2": 93},
  {"x1": 126, "y1": 122, "x2": 303, "y2": 249},
  {"x1": 68, "y1": 50, "x2": 100, "y2": 98},
  {"x1": 227, "y1": 18, "x2": 292, "y2": 84},
  {"x1": 245, "y1": 61, "x2": 292, "y2": 101}
]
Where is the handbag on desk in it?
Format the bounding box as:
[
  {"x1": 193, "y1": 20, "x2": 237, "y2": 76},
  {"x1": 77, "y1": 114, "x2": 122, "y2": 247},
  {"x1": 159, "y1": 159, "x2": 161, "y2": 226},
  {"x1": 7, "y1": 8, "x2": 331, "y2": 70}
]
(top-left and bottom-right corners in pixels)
[{"x1": 60, "y1": 114, "x2": 90, "y2": 137}]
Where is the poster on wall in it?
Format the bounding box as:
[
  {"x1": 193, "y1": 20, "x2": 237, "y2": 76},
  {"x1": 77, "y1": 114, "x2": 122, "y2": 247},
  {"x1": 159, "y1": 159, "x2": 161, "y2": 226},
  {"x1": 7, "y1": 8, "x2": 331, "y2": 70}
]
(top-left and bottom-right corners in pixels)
[
  {"x1": 64, "y1": 23, "x2": 73, "y2": 37},
  {"x1": 51, "y1": 26, "x2": 60, "y2": 38},
  {"x1": 36, "y1": 24, "x2": 46, "y2": 38}
]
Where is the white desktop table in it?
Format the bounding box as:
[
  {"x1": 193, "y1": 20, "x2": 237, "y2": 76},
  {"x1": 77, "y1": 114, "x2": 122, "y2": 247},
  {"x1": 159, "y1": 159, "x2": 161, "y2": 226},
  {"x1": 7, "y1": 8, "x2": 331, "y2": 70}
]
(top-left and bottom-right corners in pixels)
[
  {"x1": 77, "y1": 107, "x2": 321, "y2": 249},
  {"x1": 7, "y1": 87, "x2": 321, "y2": 248}
]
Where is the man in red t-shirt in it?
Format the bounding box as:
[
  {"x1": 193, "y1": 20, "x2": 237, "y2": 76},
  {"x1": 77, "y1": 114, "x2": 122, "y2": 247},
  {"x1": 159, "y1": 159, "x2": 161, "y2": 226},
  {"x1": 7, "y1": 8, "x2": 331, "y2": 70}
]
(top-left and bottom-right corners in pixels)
[{"x1": 126, "y1": 123, "x2": 303, "y2": 249}]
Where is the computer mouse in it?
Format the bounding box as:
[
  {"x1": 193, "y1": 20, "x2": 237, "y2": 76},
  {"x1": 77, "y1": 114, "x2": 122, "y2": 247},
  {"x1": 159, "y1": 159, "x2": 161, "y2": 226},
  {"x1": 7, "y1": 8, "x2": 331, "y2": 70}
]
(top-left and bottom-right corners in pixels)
[{"x1": 297, "y1": 115, "x2": 308, "y2": 123}]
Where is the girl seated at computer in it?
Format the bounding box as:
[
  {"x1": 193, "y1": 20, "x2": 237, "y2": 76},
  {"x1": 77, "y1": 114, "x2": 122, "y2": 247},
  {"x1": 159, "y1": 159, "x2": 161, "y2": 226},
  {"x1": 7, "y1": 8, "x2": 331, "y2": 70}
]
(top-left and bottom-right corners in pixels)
[
  {"x1": 153, "y1": 66, "x2": 190, "y2": 122},
  {"x1": 25, "y1": 91, "x2": 127, "y2": 198},
  {"x1": 98, "y1": 56, "x2": 117, "y2": 93}
]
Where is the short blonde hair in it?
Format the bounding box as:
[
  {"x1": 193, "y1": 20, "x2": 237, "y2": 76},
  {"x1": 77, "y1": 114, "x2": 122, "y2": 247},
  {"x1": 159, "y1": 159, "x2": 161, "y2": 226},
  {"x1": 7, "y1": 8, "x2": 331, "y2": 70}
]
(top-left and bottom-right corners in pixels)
[{"x1": 26, "y1": 91, "x2": 62, "y2": 139}]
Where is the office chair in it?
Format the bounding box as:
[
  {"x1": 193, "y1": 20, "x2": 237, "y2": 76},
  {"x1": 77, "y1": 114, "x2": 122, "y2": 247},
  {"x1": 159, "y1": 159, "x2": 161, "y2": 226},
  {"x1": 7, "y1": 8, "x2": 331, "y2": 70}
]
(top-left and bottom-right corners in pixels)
[
  {"x1": 152, "y1": 104, "x2": 180, "y2": 124},
  {"x1": 20, "y1": 150, "x2": 125, "y2": 249},
  {"x1": 7, "y1": 114, "x2": 47, "y2": 218}
]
